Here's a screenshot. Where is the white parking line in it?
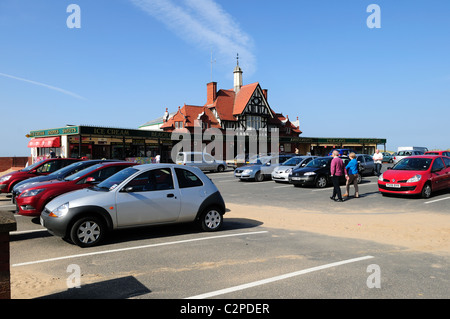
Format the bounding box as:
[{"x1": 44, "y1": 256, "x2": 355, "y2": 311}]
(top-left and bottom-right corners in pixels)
[
  {"x1": 186, "y1": 255, "x2": 374, "y2": 299},
  {"x1": 12, "y1": 230, "x2": 269, "y2": 267},
  {"x1": 424, "y1": 196, "x2": 450, "y2": 204},
  {"x1": 0, "y1": 204, "x2": 16, "y2": 211},
  {"x1": 273, "y1": 184, "x2": 292, "y2": 189},
  {"x1": 11, "y1": 229, "x2": 47, "y2": 235}
]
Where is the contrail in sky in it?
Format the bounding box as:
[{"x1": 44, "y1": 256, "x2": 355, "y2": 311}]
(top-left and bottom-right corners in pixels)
[
  {"x1": 0, "y1": 72, "x2": 86, "y2": 100},
  {"x1": 129, "y1": 0, "x2": 256, "y2": 76}
]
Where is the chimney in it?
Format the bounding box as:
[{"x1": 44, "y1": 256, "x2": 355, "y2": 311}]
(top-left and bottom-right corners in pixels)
[
  {"x1": 207, "y1": 82, "x2": 217, "y2": 105},
  {"x1": 262, "y1": 89, "x2": 268, "y2": 101}
]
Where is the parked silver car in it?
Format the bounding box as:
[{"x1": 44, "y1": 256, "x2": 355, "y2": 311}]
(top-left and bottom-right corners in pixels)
[
  {"x1": 271, "y1": 156, "x2": 317, "y2": 182},
  {"x1": 234, "y1": 154, "x2": 294, "y2": 182},
  {"x1": 355, "y1": 154, "x2": 375, "y2": 176},
  {"x1": 176, "y1": 152, "x2": 227, "y2": 172},
  {"x1": 393, "y1": 150, "x2": 425, "y2": 164},
  {"x1": 40, "y1": 164, "x2": 226, "y2": 247}
]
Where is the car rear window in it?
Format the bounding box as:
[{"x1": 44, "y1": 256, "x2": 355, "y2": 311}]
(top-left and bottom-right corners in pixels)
[
  {"x1": 175, "y1": 168, "x2": 203, "y2": 188},
  {"x1": 442, "y1": 157, "x2": 450, "y2": 167}
]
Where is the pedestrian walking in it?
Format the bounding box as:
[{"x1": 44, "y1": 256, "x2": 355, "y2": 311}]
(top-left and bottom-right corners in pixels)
[
  {"x1": 330, "y1": 150, "x2": 345, "y2": 202},
  {"x1": 344, "y1": 152, "x2": 359, "y2": 198},
  {"x1": 373, "y1": 149, "x2": 383, "y2": 176}
]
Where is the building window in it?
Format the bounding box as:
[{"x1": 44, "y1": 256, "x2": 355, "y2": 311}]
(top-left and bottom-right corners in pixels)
[
  {"x1": 246, "y1": 115, "x2": 262, "y2": 130},
  {"x1": 175, "y1": 121, "x2": 183, "y2": 129},
  {"x1": 223, "y1": 121, "x2": 235, "y2": 130}
]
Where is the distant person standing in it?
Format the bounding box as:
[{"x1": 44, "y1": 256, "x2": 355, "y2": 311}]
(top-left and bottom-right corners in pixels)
[
  {"x1": 155, "y1": 154, "x2": 161, "y2": 163},
  {"x1": 330, "y1": 150, "x2": 345, "y2": 202},
  {"x1": 372, "y1": 149, "x2": 383, "y2": 177},
  {"x1": 344, "y1": 152, "x2": 359, "y2": 198}
]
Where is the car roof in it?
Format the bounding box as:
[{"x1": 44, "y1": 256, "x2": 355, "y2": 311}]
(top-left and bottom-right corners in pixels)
[
  {"x1": 400, "y1": 155, "x2": 441, "y2": 159},
  {"x1": 131, "y1": 163, "x2": 200, "y2": 171}
]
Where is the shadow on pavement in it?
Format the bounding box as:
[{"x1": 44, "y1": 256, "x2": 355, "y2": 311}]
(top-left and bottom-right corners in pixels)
[{"x1": 37, "y1": 276, "x2": 151, "y2": 299}]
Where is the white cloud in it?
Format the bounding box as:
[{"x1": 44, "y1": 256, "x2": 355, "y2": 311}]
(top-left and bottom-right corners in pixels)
[
  {"x1": 129, "y1": 0, "x2": 256, "y2": 76},
  {"x1": 0, "y1": 72, "x2": 86, "y2": 100}
]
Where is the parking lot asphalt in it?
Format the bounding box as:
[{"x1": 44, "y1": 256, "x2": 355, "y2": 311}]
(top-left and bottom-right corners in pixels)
[
  {"x1": 207, "y1": 167, "x2": 450, "y2": 214},
  {"x1": 2, "y1": 164, "x2": 450, "y2": 303}
]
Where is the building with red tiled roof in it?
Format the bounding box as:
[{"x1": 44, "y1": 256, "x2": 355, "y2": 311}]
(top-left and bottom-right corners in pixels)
[{"x1": 158, "y1": 60, "x2": 302, "y2": 140}]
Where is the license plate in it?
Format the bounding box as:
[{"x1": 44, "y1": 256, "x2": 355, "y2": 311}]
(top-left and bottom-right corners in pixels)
[
  {"x1": 386, "y1": 183, "x2": 401, "y2": 188},
  {"x1": 235, "y1": 173, "x2": 241, "y2": 177},
  {"x1": 291, "y1": 177, "x2": 301, "y2": 180}
]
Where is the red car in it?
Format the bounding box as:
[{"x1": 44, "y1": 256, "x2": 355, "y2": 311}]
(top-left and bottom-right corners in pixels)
[
  {"x1": 0, "y1": 158, "x2": 80, "y2": 194},
  {"x1": 378, "y1": 155, "x2": 450, "y2": 198},
  {"x1": 424, "y1": 150, "x2": 450, "y2": 157},
  {"x1": 16, "y1": 161, "x2": 136, "y2": 216}
]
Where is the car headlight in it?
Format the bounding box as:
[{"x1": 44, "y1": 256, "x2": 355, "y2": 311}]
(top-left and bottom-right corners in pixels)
[
  {"x1": 378, "y1": 173, "x2": 384, "y2": 181},
  {"x1": 242, "y1": 169, "x2": 253, "y2": 174},
  {"x1": 0, "y1": 175, "x2": 12, "y2": 183},
  {"x1": 406, "y1": 175, "x2": 422, "y2": 183},
  {"x1": 49, "y1": 202, "x2": 70, "y2": 218},
  {"x1": 285, "y1": 168, "x2": 293, "y2": 173},
  {"x1": 304, "y1": 172, "x2": 316, "y2": 176},
  {"x1": 21, "y1": 188, "x2": 46, "y2": 198}
]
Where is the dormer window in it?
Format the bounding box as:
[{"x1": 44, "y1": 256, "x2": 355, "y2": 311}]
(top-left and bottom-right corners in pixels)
[{"x1": 175, "y1": 121, "x2": 183, "y2": 129}]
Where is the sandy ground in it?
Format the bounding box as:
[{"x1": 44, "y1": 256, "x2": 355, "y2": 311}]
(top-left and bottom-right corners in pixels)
[
  {"x1": 224, "y1": 203, "x2": 450, "y2": 256},
  {"x1": 9, "y1": 202, "x2": 450, "y2": 298}
]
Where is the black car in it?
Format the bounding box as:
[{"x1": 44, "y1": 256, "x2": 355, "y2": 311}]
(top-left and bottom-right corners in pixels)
[
  {"x1": 288, "y1": 156, "x2": 361, "y2": 188},
  {"x1": 11, "y1": 159, "x2": 121, "y2": 203}
]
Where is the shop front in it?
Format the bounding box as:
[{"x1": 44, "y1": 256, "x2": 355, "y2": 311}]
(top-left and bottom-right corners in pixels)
[
  {"x1": 27, "y1": 125, "x2": 173, "y2": 164},
  {"x1": 284, "y1": 137, "x2": 387, "y2": 156}
]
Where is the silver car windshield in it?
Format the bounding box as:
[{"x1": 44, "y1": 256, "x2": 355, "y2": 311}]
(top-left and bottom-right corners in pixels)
[
  {"x1": 282, "y1": 157, "x2": 305, "y2": 166},
  {"x1": 95, "y1": 167, "x2": 139, "y2": 191}
]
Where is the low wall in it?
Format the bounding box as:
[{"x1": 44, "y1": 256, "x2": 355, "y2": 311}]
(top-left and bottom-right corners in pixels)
[
  {"x1": 0, "y1": 211, "x2": 16, "y2": 299},
  {"x1": 0, "y1": 157, "x2": 31, "y2": 173}
]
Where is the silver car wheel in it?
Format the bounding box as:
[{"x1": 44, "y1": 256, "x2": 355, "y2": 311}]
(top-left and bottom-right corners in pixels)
[
  {"x1": 77, "y1": 221, "x2": 101, "y2": 244},
  {"x1": 199, "y1": 208, "x2": 223, "y2": 232},
  {"x1": 70, "y1": 216, "x2": 105, "y2": 247},
  {"x1": 204, "y1": 210, "x2": 221, "y2": 229},
  {"x1": 316, "y1": 176, "x2": 327, "y2": 188},
  {"x1": 421, "y1": 184, "x2": 432, "y2": 199}
]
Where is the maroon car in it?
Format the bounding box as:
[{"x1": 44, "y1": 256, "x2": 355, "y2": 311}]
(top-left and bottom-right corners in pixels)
[
  {"x1": 16, "y1": 161, "x2": 136, "y2": 216},
  {"x1": 0, "y1": 158, "x2": 81, "y2": 194}
]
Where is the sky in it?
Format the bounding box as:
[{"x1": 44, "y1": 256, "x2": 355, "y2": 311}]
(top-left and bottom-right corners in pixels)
[{"x1": 0, "y1": 0, "x2": 449, "y2": 156}]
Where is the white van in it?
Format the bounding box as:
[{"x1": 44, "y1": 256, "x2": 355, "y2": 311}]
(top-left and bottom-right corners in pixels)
[
  {"x1": 397, "y1": 146, "x2": 428, "y2": 153},
  {"x1": 394, "y1": 146, "x2": 428, "y2": 164},
  {"x1": 176, "y1": 152, "x2": 227, "y2": 172}
]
